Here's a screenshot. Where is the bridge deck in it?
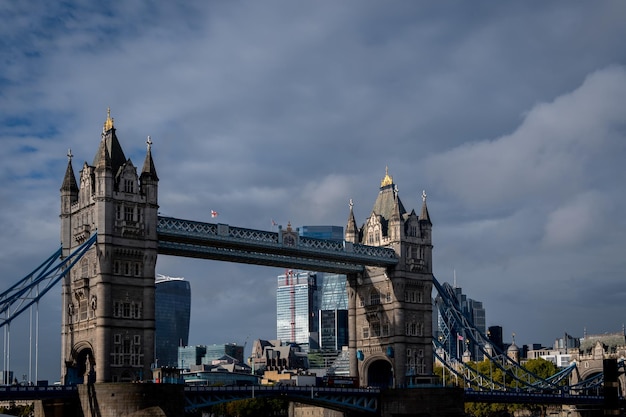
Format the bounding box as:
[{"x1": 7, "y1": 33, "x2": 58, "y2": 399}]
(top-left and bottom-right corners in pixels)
[
  {"x1": 184, "y1": 385, "x2": 380, "y2": 414},
  {"x1": 157, "y1": 216, "x2": 398, "y2": 273}
]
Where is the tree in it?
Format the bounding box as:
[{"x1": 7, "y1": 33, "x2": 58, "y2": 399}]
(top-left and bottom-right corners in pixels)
[
  {"x1": 524, "y1": 357, "x2": 558, "y2": 381},
  {"x1": 463, "y1": 357, "x2": 561, "y2": 417},
  {"x1": 208, "y1": 398, "x2": 288, "y2": 416}
]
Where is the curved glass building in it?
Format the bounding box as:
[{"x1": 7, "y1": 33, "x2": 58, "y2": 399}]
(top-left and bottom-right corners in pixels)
[{"x1": 155, "y1": 275, "x2": 191, "y2": 367}]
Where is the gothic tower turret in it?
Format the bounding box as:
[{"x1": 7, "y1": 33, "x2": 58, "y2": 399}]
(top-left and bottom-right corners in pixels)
[
  {"x1": 60, "y1": 150, "x2": 79, "y2": 257},
  {"x1": 345, "y1": 199, "x2": 359, "y2": 244},
  {"x1": 345, "y1": 168, "x2": 434, "y2": 387},
  {"x1": 60, "y1": 109, "x2": 159, "y2": 384}
]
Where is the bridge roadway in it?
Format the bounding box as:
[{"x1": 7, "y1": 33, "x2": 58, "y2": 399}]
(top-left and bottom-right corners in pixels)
[
  {"x1": 463, "y1": 388, "x2": 606, "y2": 406},
  {"x1": 1, "y1": 384, "x2": 614, "y2": 414},
  {"x1": 0, "y1": 385, "x2": 380, "y2": 415},
  {"x1": 184, "y1": 385, "x2": 380, "y2": 414},
  {"x1": 156, "y1": 216, "x2": 399, "y2": 274}
]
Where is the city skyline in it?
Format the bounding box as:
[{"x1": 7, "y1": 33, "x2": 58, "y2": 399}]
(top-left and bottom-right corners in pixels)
[{"x1": 1, "y1": 2, "x2": 626, "y2": 382}]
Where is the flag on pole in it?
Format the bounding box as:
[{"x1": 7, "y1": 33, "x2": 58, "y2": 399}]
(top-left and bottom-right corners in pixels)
[
  {"x1": 271, "y1": 219, "x2": 277, "y2": 226},
  {"x1": 457, "y1": 335, "x2": 464, "y2": 341},
  {"x1": 211, "y1": 210, "x2": 218, "y2": 218}
]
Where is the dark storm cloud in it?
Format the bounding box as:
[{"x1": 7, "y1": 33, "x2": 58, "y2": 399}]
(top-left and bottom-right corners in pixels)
[{"x1": 1, "y1": 1, "x2": 625, "y2": 381}]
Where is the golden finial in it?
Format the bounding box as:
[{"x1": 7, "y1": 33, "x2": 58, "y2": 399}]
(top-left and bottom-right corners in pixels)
[
  {"x1": 380, "y1": 166, "x2": 393, "y2": 187},
  {"x1": 103, "y1": 107, "x2": 114, "y2": 131}
]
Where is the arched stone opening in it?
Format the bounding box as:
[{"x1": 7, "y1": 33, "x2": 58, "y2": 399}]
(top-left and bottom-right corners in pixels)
[
  {"x1": 65, "y1": 342, "x2": 95, "y2": 385},
  {"x1": 120, "y1": 370, "x2": 136, "y2": 382},
  {"x1": 366, "y1": 358, "x2": 393, "y2": 389}
]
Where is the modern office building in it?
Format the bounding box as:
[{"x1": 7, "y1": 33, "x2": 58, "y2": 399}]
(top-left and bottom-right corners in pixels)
[
  {"x1": 299, "y1": 225, "x2": 343, "y2": 241},
  {"x1": 276, "y1": 226, "x2": 349, "y2": 355},
  {"x1": 178, "y1": 345, "x2": 207, "y2": 370},
  {"x1": 203, "y1": 343, "x2": 245, "y2": 364},
  {"x1": 302, "y1": 226, "x2": 348, "y2": 354},
  {"x1": 318, "y1": 273, "x2": 349, "y2": 351},
  {"x1": 155, "y1": 275, "x2": 191, "y2": 367},
  {"x1": 488, "y1": 325, "x2": 504, "y2": 352},
  {"x1": 178, "y1": 343, "x2": 246, "y2": 370},
  {"x1": 276, "y1": 271, "x2": 319, "y2": 350}
]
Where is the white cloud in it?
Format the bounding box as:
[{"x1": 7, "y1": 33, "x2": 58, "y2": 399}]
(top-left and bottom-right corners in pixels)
[{"x1": 424, "y1": 66, "x2": 626, "y2": 212}]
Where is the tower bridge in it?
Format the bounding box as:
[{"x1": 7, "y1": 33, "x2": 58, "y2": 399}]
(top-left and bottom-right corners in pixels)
[
  {"x1": 59, "y1": 110, "x2": 433, "y2": 388},
  {"x1": 1, "y1": 110, "x2": 623, "y2": 416}
]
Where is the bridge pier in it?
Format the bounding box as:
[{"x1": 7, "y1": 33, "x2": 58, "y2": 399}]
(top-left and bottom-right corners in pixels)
[
  {"x1": 35, "y1": 382, "x2": 185, "y2": 417},
  {"x1": 35, "y1": 397, "x2": 82, "y2": 417},
  {"x1": 77, "y1": 383, "x2": 185, "y2": 417},
  {"x1": 34, "y1": 383, "x2": 185, "y2": 417},
  {"x1": 379, "y1": 387, "x2": 465, "y2": 417}
]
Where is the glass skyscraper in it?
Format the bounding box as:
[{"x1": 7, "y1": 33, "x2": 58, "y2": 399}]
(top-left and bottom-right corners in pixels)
[
  {"x1": 275, "y1": 226, "x2": 349, "y2": 354},
  {"x1": 318, "y1": 273, "x2": 349, "y2": 351},
  {"x1": 276, "y1": 271, "x2": 319, "y2": 350},
  {"x1": 155, "y1": 275, "x2": 191, "y2": 367}
]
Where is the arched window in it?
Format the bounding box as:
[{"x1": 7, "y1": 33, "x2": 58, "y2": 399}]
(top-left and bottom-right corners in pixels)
[{"x1": 369, "y1": 290, "x2": 380, "y2": 305}]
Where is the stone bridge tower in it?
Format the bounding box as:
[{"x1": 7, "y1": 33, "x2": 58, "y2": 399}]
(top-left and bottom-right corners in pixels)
[
  {"x1": 345, "y1": 168, "x2": 433, "y2": 388},
  {"x1": 60, "y1": 110, "x2": 159, "y2": 383}
]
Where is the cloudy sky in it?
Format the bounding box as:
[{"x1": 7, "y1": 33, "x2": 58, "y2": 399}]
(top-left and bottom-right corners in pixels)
[{"x1": 2, "y1": 1, "x2": 626, "y2": 382}]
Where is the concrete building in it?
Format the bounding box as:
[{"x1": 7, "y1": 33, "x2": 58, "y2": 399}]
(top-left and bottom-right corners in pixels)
[
  {"x1": 60, "y1": 109, "x2": 158, "y2": 383},
  {"x1": 250, "y1": 339, "x2": 309, "y2": 373},
  {"x1": 182, "y1": 356, "x2": 256, "y2": 386},
  {"x1": 155, "y1": 275, "x2": 191, "y2": 367}
]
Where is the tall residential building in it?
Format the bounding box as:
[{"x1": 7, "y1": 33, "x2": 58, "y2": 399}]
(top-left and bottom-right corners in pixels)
[{"x1": 155, "y1": 275, "x2": 191, "y2": 367}]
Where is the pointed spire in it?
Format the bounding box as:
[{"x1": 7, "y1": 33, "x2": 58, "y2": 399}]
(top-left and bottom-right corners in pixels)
[
  {"x1": 60, "y1": 148, "x2": 79, "y2": 193},
  {"x1": 390, "y1": 186, "x2": 401, "y2": 222},
  {"x1": 103, "y1": 107, "x2": 114, "y2": 132},
  {"x1": 380, "y1": 166, "x2": 393, "y2": 188},
  {"x1": 141, "y1": 136, "x2": 159, "y2": 181},
  {"x1": 371, "y1": 167, "x2": 406, "y2": 222},
  {"x1": 419, "y1": 190, "x2": 431, "y2": 224},
  {"x1": 94, "y1": 137, "x2": 112, "y2": 171},
  {"x1": 346, "y1": 199, "x2": 359, "y2": 243},
  {"x1": 94, "y1": 109, "x2": 126, "y2": 176}
]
